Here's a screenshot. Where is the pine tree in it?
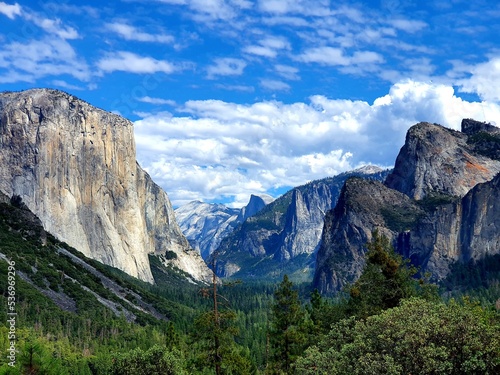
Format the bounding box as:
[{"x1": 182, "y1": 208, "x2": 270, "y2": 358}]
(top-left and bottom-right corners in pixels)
[
  {"x1": 192, "y1": 254, "x2": 251, "y2": 374},
  {"x1": 268, "y1": 275, "x2": 306, "y2": 374},
  {"x1": 347, "y1": 230, "x2": 435, "y2": 318}
]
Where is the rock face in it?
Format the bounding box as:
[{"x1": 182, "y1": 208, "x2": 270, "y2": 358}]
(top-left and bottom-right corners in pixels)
[
  {"x1": 313, "y1": 178, "x2": 423, "y2": 293},
  {"x1": 0, "y1": 89, "x2": 211, "y2": 283},
  {"x1": 175, "y1": 194, "x2": 273, "y2": 260},
  {"x1": 385, "y1": 121, "x2": 500, "y2": 199},
  {"x1": 314, "y1": 121, "x2": 500, "y2": 293},
  {"x1": 237, "y1": 194, "x2": 274, "y2": 222},
  {"x1": 215, "y1": 167, "x2": 390, "y2": 281},
  {"x1": 175, "y1": 201, "x2": 240, "y2": 260}
]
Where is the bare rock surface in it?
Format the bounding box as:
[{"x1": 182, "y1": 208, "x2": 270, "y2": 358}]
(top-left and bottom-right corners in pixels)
[{"x1": 0, "y1": 89, "x2": 211, "y2": 283}]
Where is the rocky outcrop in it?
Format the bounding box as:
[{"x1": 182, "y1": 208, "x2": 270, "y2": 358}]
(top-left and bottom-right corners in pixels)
[
  {"x1": 314, "y1": 121, "x2": 500, "y2": 293},
  {"x1": 313, "y1": 178, "x2": 423, "y2": 293},
  {"x1": 0, "y1": 89, "x2": 211, "y2": 283},
  {"x1": 215, "y1": 167, "x2": 390, "y2": 280},
  {"x1": 385, "y1": 122, "x2": 500, "y2": 199},
  {"x1": 406, "y1": 173, "x2": 500, "y2": 279},
  {"x1": 237, "y1": 194, "x2": 274, "y2": 222}
]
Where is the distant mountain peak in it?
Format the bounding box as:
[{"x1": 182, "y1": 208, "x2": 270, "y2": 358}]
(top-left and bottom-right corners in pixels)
[{"x1": 353, "y1": 165, "x2": 384, "y2": 174}]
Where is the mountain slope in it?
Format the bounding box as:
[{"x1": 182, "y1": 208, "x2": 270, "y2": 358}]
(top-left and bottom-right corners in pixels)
[
  {"x1": 0, "y1": 89, "x2": 210, "y2": 283},
  {"x1": 314, "y1": 120, "x2": 500, "y2": 293},
  {"x1": 175, "y1": 194, "x2": 273, "y2": 260},
  {"x1": 214, "y1": 167, "x2": 390, "y2": 281}
]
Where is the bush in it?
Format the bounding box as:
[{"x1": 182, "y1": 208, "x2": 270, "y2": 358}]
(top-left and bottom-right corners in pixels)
[{"x1": 296, "y1": 298, "x2": 500, "y2": 375}]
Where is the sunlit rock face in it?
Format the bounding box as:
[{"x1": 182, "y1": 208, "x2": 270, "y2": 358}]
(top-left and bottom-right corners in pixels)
[
  {"x1": 0, "y1": 89, "x2": 211, "y2": 283},
  {"x1": 314, "y1": 121, "x2": 500, "y2": 293}
]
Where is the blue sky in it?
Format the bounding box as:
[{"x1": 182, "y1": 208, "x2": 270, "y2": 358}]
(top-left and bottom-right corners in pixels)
[{"x1": 1, "y1": 0, "x2": 500, "y2": 207}]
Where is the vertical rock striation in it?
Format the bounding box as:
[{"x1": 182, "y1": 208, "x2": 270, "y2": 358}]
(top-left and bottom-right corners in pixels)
[
  {"x1": 314, "y1": 121, "x2": 500, "y2": 293},
  {"x1": 0, "y1": 89, "x2": 211, "y2": 283}
]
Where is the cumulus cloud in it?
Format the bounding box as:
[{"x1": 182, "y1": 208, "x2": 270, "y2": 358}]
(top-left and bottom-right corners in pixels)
[
  {"x1": 456, "y1": 57, "x2": 500, "y2": 103},
  {"x1": 0, "y1": 37, "x2": 89, "y2": 82},
  {"x1": 105, "y1": 22, "x2": 174, "y2": 43},
  {"x1": 0, "y1": 1, "x2": 21, "y2": 19},
  {"x1": 134, "y1": 80, "x2": 500, "y2": 207},
  {"x1": 206, "y1": 57, "x2": 247, "y2": 78},
  {"x1": 97, "y1": 51, "x2": 176, "y2": 74}
]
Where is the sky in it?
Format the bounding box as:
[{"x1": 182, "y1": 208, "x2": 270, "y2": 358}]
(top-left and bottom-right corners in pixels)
[{"x1": 1, "y1": 0, "x2": 500, "y2": 207}]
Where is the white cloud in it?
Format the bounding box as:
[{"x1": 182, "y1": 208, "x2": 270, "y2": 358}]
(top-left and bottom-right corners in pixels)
[
  {"x1": 134, "y1": 80, "x2": 500, "y2": 207},
  {"x1": 262, "y1": 15, "x2": 309, "y2": 27},
  {"x1": 206, "y1": 57, "x2": 246, "y2": 78},
  {"x1": 23, "y1": 13, "x2": 79, "y2": 39},
  {"x1": 298, "y1": 47, "x2": 349, "y2": 65},
  {"x1": 0, "y1": 1, "x2": 21, "y2": 19},
  {"x1": 456, "y1": 57, "x2": 500, "y2": 103},
  {"x1": 188, "y1": 0, "x2": 237, "y2": 21},
  {"x1": 52, "y1": 80, "x2": 84, "y2": 90},
  {"x1": 243, "y1": 45, "x2": 278, "y2": 58},
  {"x1": 243, "y1": 36, "x2": 291, "y2": 58},
  {"x1": 258, "y1": 0, "x2": 330, "y2": 17},
  {"x1": 0, "y1": 37, "x2": 89, "y2": 82},
  {"x1": 389, "y1": 18, "x2": 428, "y2": 33},
  {"x1": 260, "y1": 79, "x2": 290, "y2": 91},
  {"x1": 138, "y1": 96, "x2": 177, "y2": 106},
  {"x1": 275, "y1": 64, "x2": 300, "y2": 80},
  {"x1": 0, "y1": 3, "x2": 79, "y2": 39},
  {"x1": 297, "y1": 47, "x2": 384, "y2": 68},
  {"x1": 105, "y1": 22, "x2": 174, "y2": 43},
  {"x1": 97, "y1": 51, "x2": 176, "y2": 74},
  {"x1": 215, "y1": 84, "x2": 255, "y2": 92}
]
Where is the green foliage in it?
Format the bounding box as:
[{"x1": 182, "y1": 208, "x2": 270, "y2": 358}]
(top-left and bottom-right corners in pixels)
[
  {"x1": 107, "y1": 345, "x2": 187, "y2": 375},
  {"x1": 164, "y1": 250, "x2": 178, "y2": 260},
  {"x1": 268, "y1": 275, "x2": 307, "y2": 374},
  {"x1": 467, "y1": 131, "x2": 500, "y2": 160},
  {"x1": 347, "y1": 231, "x2": 438, "y2": 319},
  {"x1": 380, "y1": 205, "x2": 424, "y2": 232},
  {"x1": 296, "y1": 298, "x2": 500, "y2": 375},
  {"x1": 417, "y1": 192, "x2": 458, "y2": 212}
]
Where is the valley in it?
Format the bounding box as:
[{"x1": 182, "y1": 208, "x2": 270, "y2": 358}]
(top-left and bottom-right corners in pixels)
[{"x1": 0, "y1": 89, "x2": 499, "y2": 374}]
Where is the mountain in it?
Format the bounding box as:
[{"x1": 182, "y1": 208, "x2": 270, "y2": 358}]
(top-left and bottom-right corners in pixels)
[
  {"x1": 175, "y1": 194, "x2": 273, "y2": 260},
  {"x1": 0, "y1": 89, "x2": 211, "y2": 284},
  {"x1": 214, "y1": 167, "x2": 391, "y2": 281},
  {"x1": 314, "y1": 120, "x2": 500, "y2": 293}
]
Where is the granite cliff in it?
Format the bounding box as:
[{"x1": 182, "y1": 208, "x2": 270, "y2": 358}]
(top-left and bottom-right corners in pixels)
[
  {"x1": 314, "y1": 120, "x2": 500, "y2": 293},
  {"x1": 0, "y1": 89, "x2": 211, "y2": 283},
  {"x1": 214, "y1": 167, "x2": 390, "y2": 281}
]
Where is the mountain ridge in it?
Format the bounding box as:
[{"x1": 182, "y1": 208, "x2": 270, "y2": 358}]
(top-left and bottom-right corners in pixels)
[{"x1": 314, "y1": 119, "x2": 500, "y2": 293}]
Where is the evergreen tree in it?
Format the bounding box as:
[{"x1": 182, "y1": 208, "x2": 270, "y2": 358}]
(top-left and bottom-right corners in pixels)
[
  {"x1": 268, "y1": 275, "x2": 306, "y2": 374},
  {"x1": 191, "y1": 256, "x2": 251, "y2": 375},
  {"x1": 347, "y1": 231, "x2": 436, "y2": 318}
]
